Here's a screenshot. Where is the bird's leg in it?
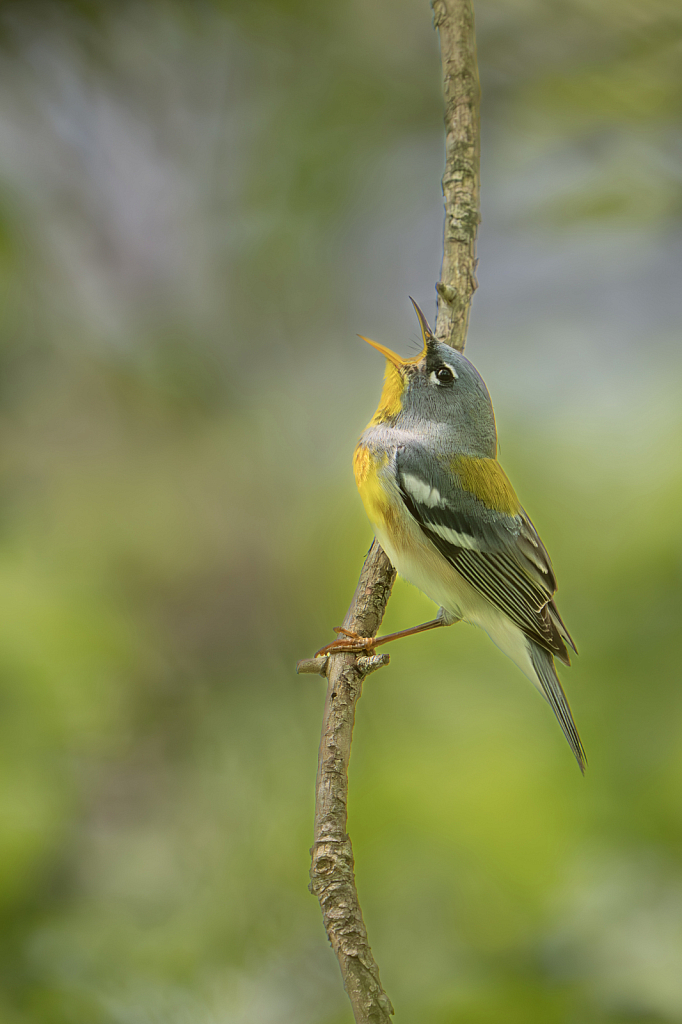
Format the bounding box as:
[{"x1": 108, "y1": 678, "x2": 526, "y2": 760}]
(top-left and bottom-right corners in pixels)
[
  {"x1": 315, "y1": 618, "x2": 447, "y2": 657},
  {"x1": 371, "y1": 618, "x2": 447, "y2": 647}
]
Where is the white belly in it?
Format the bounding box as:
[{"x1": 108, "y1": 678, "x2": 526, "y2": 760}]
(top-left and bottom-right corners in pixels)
[{"x1": 372, "y1": 512, "x2": 535, "y2": 685}]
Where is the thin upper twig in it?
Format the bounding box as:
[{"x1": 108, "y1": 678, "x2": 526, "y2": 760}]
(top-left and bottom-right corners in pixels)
[{"x1": 433, "y1": 0, "x2": 481, "y2": 354}]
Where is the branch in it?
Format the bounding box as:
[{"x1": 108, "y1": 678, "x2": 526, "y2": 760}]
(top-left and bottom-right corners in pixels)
[
  {"x1": 307, "y1": 539, "x2": 396, "y2": 1023},
  {"x1": 306, "y1": 2, "x2": 480, "y2": 1019},
  {"x1": 433, "y1": 0, "x2": 481, "y2": 353}
]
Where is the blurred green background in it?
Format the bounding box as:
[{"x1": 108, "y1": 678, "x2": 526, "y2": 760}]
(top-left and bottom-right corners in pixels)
[{"x1": 0, "y1": 0, "x2": 681, "y2": 1021}]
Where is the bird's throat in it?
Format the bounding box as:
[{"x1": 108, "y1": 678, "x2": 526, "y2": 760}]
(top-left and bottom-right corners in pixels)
[{"x1": 369, "y1": 362, "x2": 405, "y2": 425}]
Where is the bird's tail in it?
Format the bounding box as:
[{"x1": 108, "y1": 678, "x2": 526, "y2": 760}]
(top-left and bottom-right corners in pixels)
[{"x1": 529, "y1": 643, "x2": 586, "y2": 773}]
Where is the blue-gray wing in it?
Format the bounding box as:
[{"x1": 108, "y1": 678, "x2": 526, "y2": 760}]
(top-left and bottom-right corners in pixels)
[{"x1": 394, "y1": 446, "x2": 575, "y2": 663}]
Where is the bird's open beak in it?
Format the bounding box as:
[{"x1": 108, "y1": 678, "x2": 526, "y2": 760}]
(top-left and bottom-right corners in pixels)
[
  {"x1": 409, "y1": 297, "x2": 435, "y2": 350},
  {"x1": 359, "y1": 299, "x2": 435, "y2": 368},
  {"x1": 358, "y1": 335, "x2": 406, "y2": 368}
]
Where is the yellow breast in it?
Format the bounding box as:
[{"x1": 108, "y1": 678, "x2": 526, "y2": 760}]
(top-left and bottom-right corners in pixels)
[
  {"x1": 353, "y1": 446, "x2": 388, "y2": 524},
  {"x1": 354, "y1": 441, "x2": 413, "y2": 545}
]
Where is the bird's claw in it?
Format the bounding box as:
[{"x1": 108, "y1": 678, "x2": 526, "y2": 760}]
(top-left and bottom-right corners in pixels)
[{"x1": 315, "y1": 627, "x2": 377, "y2": 657}]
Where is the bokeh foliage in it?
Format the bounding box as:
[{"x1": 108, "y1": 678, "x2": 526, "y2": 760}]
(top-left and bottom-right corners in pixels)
[{"x1": 0, "y1": 1, "x2": 680, "y2": 1021}]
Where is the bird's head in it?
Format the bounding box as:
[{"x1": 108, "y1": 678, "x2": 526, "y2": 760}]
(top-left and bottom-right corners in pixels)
[{"x1": 363, "y1": 299, "x2": 498, "y2": 457}]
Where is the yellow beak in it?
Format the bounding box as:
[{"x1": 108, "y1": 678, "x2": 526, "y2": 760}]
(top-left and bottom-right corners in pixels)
[
  {"x1": 359, "y1": 300, "x2": 434, "y2": 368},
  {"x1": 358, "y1": 335, "x2": 406, "y2": 368}
]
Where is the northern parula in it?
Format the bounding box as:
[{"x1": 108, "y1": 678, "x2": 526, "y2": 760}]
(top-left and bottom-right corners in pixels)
[{"x1": 321, "y1": 299, "x2": 585, "y2": 771}]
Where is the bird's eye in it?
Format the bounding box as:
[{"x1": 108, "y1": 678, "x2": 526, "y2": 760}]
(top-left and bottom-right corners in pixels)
[{"x1": 435, "y1": 365, "x2": 455, "y2": 385}]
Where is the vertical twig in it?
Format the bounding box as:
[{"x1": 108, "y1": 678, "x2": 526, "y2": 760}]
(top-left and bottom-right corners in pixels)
[
  {"x1": 306, "y1": 2, "x2": 480, "y2": 1019},
  {"x1": 433, "y1": 0, "x2": 481, "y2": 354}
]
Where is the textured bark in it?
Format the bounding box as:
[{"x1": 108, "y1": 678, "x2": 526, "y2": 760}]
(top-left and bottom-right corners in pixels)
[
  {"x1": 309, "y1": 539, "x2": 396, "y2": 1023},
  {"x1": 308, "y1": 2, "x2": 480, "y2": 1019},
  {"x1": 432, "y1": 0, "x2": 481, "y2": 354}
]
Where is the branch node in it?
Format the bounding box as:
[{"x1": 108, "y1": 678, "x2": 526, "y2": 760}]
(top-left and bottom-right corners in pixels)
[
  {"x1": 436, "y1": 280, "x2": 459, "y2": 305},
  {"x1": 357, "y1": 653, "x2": 390, "y2": 676},
  {"x1": 296, "y1": 656, "x2": 329, "y2": 676}
]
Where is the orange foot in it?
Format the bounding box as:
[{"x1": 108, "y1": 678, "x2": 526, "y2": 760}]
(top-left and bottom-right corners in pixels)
[{"x1": 315, "y1": 627, "x2": 376, "y2": 657}]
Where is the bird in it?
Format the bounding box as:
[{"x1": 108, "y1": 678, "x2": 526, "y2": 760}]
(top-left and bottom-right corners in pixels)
[{"x1": 318, "y1": 298, "x2": 585, "y2": 771}]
